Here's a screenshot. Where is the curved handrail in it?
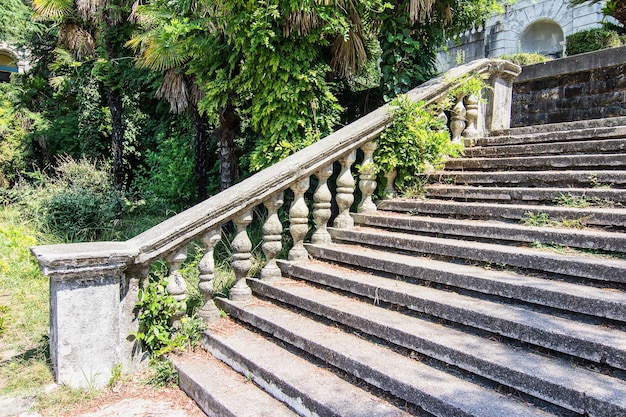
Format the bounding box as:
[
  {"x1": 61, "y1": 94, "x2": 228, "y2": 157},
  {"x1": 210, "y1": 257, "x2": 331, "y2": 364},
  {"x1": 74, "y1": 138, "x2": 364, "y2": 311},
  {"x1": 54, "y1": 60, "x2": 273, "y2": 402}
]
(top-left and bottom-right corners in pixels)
[{"x1": 31, "y1": 58, "x2": 521, "y2": 276}]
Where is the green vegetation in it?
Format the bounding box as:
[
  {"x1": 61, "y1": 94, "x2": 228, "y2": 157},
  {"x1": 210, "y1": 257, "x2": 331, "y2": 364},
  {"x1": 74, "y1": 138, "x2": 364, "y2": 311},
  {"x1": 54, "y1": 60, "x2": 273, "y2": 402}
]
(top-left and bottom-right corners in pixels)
[
  {"x1": 520, "y1": 211, "x2": 591, "y2": 229},
  {"x1": 498, "y1": 53, "x2": 553, "y2": 66},
  {"x1": 554, "y1": 192, "x2": 621, "y2": 208},
  {"x1": 566, "y1": 26, "x2": 625, "y2": 55},
  {"x1": 0, "y1": 0, "x2": 506, "y2": 412},
  {"x1": 375, "y1": 95, "x2": 462, "y2": 192}
]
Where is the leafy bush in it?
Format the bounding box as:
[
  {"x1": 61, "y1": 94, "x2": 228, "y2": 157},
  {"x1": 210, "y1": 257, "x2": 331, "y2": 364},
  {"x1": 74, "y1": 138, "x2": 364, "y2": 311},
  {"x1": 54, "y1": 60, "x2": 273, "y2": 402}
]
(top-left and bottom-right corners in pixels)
[
  {"x1": 498, "y1": 53, "x2": 553, "y2": 66},
  {"x1": 375, "y1": 95, "x2": 462, "y2": 191},
  {"x1": 566, "y1": 27, "x2": 624, "y2": 56},
  {"x1": 7, "y1": 156, "x2": 118, "y2": 242},
  {"x1": 134, "y1": 259, "x2": 207, "y2": 359}
]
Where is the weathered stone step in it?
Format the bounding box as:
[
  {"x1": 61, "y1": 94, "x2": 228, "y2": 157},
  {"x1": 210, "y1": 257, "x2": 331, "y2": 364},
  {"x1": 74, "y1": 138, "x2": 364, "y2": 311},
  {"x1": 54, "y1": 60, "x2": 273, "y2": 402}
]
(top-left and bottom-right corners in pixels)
[
  {"x1": 444, "y1": 153, "x2": 626, "y2": 171},
  {"x1": 377, "y1": 199, "x2": 626, "y2": 228},
  {"x1": 174, "y1": 353, "x2": 300, "y2": 417},
  {"x1": 251, "y1": 275, "x2": 626, "y2": 417},
  {"x1": 329, "y1": 226, "x2": 626, "y2": 284},
  {"x1": 216, "y1": 297, "x2": 554, "y2": 417},
  {"x1": 426, "y1": 170, "x2": 626, "y2": 187},
  {"x1": 201, "y1": 319, "x2": 409, "y2": 417},
  {"x1": 424, "y1": 185, "x2": 626, "y2": 205},
  {"x1": 352, "y1": 212, "x2": 626, "y2": 253},
  {"x1": 463, "y1": 138, "x2": 626, "y2": 158},
  {"x1": 274, "y1": 259, "x2": 626, "y2": 370},
  {"x1": 303, "y1": 243, "x2": 626, "y2": 321},
  {"x1": 485, "y1": 116, "x2": 626, "y2": 142}
]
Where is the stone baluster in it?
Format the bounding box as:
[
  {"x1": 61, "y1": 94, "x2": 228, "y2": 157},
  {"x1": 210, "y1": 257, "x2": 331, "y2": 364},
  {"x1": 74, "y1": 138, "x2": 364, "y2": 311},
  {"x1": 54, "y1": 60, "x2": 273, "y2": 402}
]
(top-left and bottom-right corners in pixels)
[
  {"x1": 197, "y1": 229, "x2": 221, "y2": 323},
  {"x1": 289, "y1": 177, "x2": 310, "y2": 261},
  {"x1": 463, "y1": 94, "x2": 480, "y2": 139},
  {"x1": 333, "y1": 150, "x2": 356, "y2": 228},
  {"x1": 165, "y1": 246, "x2": 188, "y2": 326},
  {"x1": 229, "y1": 211, "x2": 253, "y2": 302},
  {"x1": 382, "y1": 169, "x2": 397, "y2": 199},
  {"x1": 450, "y1": 94, "x2": 467, "y2": 143},
  {"x1": 311, "y1": 164, "x2": 333, "y2": 245},
  {"x1": 261, "y1": 192, "x2": 284, "y2": 280},
  {"x1": 358, "y1": 140, "x2": 378, "y2": 213}
]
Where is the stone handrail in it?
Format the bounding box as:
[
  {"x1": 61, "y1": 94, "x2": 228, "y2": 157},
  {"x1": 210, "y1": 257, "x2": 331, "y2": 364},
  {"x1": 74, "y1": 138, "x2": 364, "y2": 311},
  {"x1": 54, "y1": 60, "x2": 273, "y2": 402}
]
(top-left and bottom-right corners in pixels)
[{"x1": 31, "y1": 58, "x2": 520, "y2": 388}]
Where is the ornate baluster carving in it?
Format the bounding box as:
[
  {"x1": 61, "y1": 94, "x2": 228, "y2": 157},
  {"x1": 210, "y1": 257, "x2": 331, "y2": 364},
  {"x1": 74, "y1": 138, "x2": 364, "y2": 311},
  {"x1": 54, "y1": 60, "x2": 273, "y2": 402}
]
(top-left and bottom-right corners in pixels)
[
  {"x1": 358, "y1": 140, "x2": 378, "y2": 213},
  {"x1": 165, "y1": 246, "x2": 188, "y2": 326},
  {"x1": 333, "y1": 150, "x2": 356, "y2": 228},
  {"x1": 289, "y1": 177, "x2": 310, "y2": 261},
  {"x1": 197, "y1": 229, "x2": 221, "y2": 323},
  {"x1": 463, "y1": 94, "x2": 480, "y2": 139},
  {"x1": 229, "y1": 211, "x2": 253, "y2": 302},
  {"x1": 261, "y1": 192, "x2": 284, "y2": 280},
  {"x1": 311, "y1": 164, "x2": 333, "y2": 245},
  {"x1": 450, "y1": 94, "x2": 467, "y2": 143}
]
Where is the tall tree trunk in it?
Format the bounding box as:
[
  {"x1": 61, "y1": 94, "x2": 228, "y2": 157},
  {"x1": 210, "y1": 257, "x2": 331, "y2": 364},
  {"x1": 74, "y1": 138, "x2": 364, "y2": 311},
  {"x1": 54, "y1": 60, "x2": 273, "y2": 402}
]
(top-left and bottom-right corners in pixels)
[
  {"x1": 193, "y1": 107, "x2": 210, "y2": 202},
  {"x1": 106, "y1": 85, "x2": 125, "y2": 191},
  {"x1": 216, "y1": 102, "x2": 240, "y2": 191}
]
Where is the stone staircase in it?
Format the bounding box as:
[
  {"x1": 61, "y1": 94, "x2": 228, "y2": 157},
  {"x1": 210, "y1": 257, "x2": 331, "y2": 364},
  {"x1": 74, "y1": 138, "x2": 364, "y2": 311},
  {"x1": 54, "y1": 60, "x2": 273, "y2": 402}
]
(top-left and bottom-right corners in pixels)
[{"x1": 174, "y1": 115, "x2": 626, "y2": 416}]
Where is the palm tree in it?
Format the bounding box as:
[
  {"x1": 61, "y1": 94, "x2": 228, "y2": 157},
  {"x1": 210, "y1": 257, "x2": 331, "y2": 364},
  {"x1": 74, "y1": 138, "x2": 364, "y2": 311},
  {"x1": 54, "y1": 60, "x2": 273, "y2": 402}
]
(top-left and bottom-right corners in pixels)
[{"x1": 33, "y1": 0, "x2": 134, "y2": 191}]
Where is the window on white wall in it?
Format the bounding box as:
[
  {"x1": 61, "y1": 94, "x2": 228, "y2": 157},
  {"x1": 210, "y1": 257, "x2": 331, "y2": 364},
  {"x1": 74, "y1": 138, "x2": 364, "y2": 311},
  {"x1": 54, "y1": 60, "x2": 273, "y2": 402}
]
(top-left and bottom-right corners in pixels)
[
  {"x1": 0, "y1": 51, "x2": 18, "y2": 82},
  {"x1": 520, "y1": 20, "x2": 565, "y2": 57}
]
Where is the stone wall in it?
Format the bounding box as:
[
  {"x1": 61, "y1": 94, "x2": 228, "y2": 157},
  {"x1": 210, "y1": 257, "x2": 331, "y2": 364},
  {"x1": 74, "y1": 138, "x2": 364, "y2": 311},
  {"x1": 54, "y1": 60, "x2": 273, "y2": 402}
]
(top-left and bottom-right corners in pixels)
[{"x1": 511, "y1": 46, "x2": 626, "y2": 127}]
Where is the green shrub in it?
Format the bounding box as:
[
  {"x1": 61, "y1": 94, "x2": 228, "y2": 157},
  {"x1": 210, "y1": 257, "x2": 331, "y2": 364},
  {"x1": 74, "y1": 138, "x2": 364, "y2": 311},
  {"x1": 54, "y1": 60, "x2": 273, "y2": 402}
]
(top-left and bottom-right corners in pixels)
[
  {"x1": 498, "y1": 53, "x2": 553, "y2": 66},
  {"x1": 375, "y1": 95, "x2": 463, "y2": 191},
  {"x1": 566, "y1": 27, "x2": 623, "y2": 56},
  {"x1": 7, "y1": 156, "x2": 118, "y2": 242}
]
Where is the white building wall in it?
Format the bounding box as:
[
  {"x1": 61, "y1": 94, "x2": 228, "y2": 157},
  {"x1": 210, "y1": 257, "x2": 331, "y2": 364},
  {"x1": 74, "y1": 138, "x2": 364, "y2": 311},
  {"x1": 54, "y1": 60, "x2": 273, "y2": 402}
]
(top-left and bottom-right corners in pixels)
[{"x1": 437, "y1": 0, "x2": 606, "y2": 72}]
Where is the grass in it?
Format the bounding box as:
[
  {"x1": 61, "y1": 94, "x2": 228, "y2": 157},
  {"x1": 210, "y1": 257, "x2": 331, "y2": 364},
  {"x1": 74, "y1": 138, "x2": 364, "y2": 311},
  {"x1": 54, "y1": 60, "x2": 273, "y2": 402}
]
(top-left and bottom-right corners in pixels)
[
  {"x1": 554, "y1": 192, "x2": 621, "y2": 209},
  {"x1": 0, "y1": 203, "x2": 237, "y2": 415},
  {"x1": 529, "y1": 241, "x2": 626, "y2": 260},
  {"x1": 520, "y1": 211, "x2": 591, "y2": 229},
  {"x1": 0, "y1": 207, "x2": 53, "y2": 397}
]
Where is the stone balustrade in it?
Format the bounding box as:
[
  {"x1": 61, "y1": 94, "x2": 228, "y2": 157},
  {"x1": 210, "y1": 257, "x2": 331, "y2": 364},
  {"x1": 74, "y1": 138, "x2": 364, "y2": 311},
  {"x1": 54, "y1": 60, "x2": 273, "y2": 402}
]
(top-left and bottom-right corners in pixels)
[{"x1": 30, "y1": 58, "x2": 520, "y2": 389}]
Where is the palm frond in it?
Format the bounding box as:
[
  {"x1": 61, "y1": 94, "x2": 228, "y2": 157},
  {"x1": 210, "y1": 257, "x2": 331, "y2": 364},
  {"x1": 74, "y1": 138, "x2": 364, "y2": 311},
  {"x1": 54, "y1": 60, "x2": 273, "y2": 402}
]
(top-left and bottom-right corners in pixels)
[
  {"x1": 284, "y1": 9, "x2": 321, "y2": 36},
  {"x1": 407, "y1": 0, "x2": 436, "y2": 23},
  {"x1": 330, "y1": 29, "x2": 367, "y2": 78},
  {"x1": 157, "y1": 69, "x2": 189, "y2": 114},
  {"x1": 58, "y1": 23, "x2": 96, "y2": 60},
  {"x1": 75, "y1": 0, "x2": 104, "y2": 21},
  {"x1": 32, "y1": 0, "x2": 73, "y2": 19}
]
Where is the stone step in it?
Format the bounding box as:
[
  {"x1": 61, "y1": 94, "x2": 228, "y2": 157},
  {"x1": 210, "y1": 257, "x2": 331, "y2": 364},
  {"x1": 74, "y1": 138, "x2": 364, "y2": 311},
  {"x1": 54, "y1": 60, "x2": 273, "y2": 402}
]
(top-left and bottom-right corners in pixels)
[
  {"x1": 444, "y1": 153, "x2": 626, "y2": 171},
  {"x1": 304, "y1": 243, "x2": 626, "y2": 321},
  {"x1": 216, "y1": 297, "x2": 554, "y2": 417},
  {"x1": 463, "y1": 138, "x2": 626, "y2": 158},
  {"x1": 377, "y1": 199, "x2": 626, "y2": 228},
  {"x1": 328, "y1": 226, "x2": 626, "y2": 285},
  {"x1": 200, "y1": 319, "x2": 410, "y2": 417},
  {"x1": 173, "y1": 353, "x2": 300, "y2": 417},
  {"x1": 274, "y1": 259, "x2": 626, "y2": 370},
  {"x1": 352, "y1": 212, "x2": 626, "y2": 253},
  {"x1": 486, "y1": 116, "x2": 626, "y2": 141},
  {"x1": 251, "y1": 275, "x2": 626, "y2": 417},
  {"x1": 424, "y1": 170, "x2": 626, "y2": 187},
  {"x1": 424, "y1": 185, "x2": 626, "y2": 205}
]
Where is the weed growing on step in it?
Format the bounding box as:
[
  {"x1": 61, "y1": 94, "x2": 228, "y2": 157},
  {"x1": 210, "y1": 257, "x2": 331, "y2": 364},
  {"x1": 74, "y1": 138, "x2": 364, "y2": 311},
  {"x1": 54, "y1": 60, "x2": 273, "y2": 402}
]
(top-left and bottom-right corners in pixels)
[
  {"x1": 520, "y1": 212, "x2": 591, "y2": 229},
  {"x1": 588, "y1": 173, "x2": 613, "y2": 189},
  {"x1": 399, "y1": 176, "x2": 428, "y2": 199},
  {"x1": 520, "y1": 212, "x2": 558, "y2": 227},
  {"x1": 554, "y1": 193, "x2": 621, "y2": 208},
  {"x1": 144, "y1": 359, "x2": 179, "y2": 388},
  {"x1": 530, "y1": 242, "x2": 626, "y2": 260}
]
